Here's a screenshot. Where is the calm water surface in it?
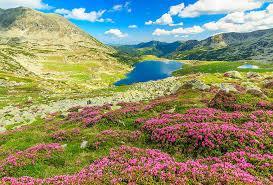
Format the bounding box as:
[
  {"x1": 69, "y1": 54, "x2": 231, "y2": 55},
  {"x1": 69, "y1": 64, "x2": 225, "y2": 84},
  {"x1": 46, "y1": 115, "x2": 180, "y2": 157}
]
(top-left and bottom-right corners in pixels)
[
  {"x1": 238, "y1": 64, "x2": 259, "y2": 69},
  {"x1": 115, "y1": 60, "x2": 183, "y2": 86}
]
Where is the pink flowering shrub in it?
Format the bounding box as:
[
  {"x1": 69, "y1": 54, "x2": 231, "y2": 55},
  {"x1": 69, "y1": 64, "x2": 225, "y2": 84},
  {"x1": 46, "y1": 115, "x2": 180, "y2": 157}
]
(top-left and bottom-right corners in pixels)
[
  {"x1": 257, "y1": 101, "x2": 273, "y2": 110},
  {"x1": 90, "y1": 129, "x2": 142, "y2": 149},
  {"x1": 151, "y1": 122, "x2": 264, "y2": 154},
  {"x1": 0, "y1": 143, "x2": 63, "y2": 177},
  {"x1": 50, "y1": 128, "x2": 81, "y2": 141},
  {"x1": 63, "y1": 95, "x2": 181, "y2": 127},
  {"x1": 67, "y1": 106, "x2": 110, "y2": 127},
  {"x1": 141, "y1": 108, "x2": 249, "y2": 133},
  {"x1": 1, "y1": 146, "x2": 272, "y2": 184},
  {"x1": 65, "y1": 103, "x2": 143, "y2": 126},
  {"x1": 102, "y1": 103, "x2": 142, "y2": 122},
  {"x1": 139, "y1": 108, "x2": 273, "y2": 155}
]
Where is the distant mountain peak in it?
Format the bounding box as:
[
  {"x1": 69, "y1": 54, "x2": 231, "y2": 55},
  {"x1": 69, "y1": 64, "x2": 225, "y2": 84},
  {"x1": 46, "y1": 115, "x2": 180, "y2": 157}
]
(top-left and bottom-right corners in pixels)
[{"x1": 0, "y1": 7, "x2": 101, "y2": 47}]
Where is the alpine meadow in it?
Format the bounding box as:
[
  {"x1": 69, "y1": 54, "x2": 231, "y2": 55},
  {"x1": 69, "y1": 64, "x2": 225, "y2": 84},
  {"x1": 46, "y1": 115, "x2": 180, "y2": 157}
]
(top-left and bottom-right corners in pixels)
[{"x1": 0, "y1": 1, "x2": 273, "y2": 185}]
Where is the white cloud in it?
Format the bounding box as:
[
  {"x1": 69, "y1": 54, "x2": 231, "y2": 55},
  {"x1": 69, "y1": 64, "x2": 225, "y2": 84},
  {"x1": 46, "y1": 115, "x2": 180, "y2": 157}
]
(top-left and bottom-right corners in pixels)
[
  {"x1": 145, "y1": 20, "x2": 153, "y2": 25},
  {"x1": 203, "y1": 4, "x2": 273, "y2": 32},
  {"x1": 155, "y1": 13, "x2": 173, "y2": 25},
  {"x1": 55, "y1": 8, "x2": 111, "y2": 23},
  {"x1": 112, "y1": 4, "x2": 123, "y2": 11},
  {"x1": 169, "y1": 22, "x2": 184, "y2": 27},
  {"x1": 145, "y1": 3, "x2": 186, "y2": 26},
  {"x1": 169, "y1": 3, "x2": 185, "y2": 16},
  {"x1": 110, "y1": 1, "x2": 131, "y2": 12},
  {"x1": 105, "y1": 29, "x2": 128, "y2": 38},
  {"x1": 145, "y1": 13, "x2": 183, "y2": 26},
  {"x1": 179, "y1": 0, "x2": 269, "y2": 18},
  {"x1": 128, "y1": 25, "x2": 138, "y2": 28},
  {"x1": 0, "y1": 0, "x2": 51, "y2": 9},
  {"x1": 152, "y1": 26, "x2": 204, "y2": 36}
]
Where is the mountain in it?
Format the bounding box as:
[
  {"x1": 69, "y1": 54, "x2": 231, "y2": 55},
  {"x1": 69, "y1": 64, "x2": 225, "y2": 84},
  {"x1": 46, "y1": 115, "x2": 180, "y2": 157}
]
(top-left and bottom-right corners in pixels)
[
  {"x1": 114, "y1": 41, "x2": 182, "y2": 57},
  {"x1": 116, "y1": 28, "x2": 273, "y2": 62},
  {"x1": 0, "y1": 7, "x2": 129, "y2": 92},
  {"x1": 0, "y1": 7, "x2": 108, "y2": 47},
  {"x1": 173, "y1": 28, "x2": 273, "y2": 61}
]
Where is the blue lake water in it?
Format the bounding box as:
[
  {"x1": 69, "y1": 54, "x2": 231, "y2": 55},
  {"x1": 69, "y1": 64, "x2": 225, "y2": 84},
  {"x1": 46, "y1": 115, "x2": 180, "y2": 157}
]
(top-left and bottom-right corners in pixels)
[
  {"x1": 238, "y1": 64, "x2": 259, "y2": 69},
  {"x1": 115, "y1": 60, "x2": 183, "y2": 86}
]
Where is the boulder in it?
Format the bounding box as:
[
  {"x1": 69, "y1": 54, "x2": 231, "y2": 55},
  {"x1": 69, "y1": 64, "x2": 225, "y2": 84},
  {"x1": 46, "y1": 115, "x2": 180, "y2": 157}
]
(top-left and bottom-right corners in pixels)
[
  {"x1": 264, "y1": 79, "x2": 273, "y2": 89},
  {"x1": 219, "y1": 83, "x2": 238, "y2": 93},
  {"x1": 242, "y1": 82, "x2": 267, "y2": 98},
  {"x1": 246, "y1": 88, "x2": 267, "y2": 98},
  {"x1": 246, "y1": 72, "x2": 261, "y2": 79},
  {"x1": 224, "y1": 71, "x2": 243, "y2": 79},
  {"x1": 183, "y1": 80, "x2": 210, "y2": 91}
]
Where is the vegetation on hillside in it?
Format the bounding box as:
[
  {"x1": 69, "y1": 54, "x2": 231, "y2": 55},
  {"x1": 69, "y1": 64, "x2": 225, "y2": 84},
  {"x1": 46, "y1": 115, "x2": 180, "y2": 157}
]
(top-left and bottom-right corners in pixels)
[
  {"x1": 116, "y1": 28, "x2": 273, "y2": 62},
  {"x1": 1, "y1": 62, "x2": 273, "y2": 183}
]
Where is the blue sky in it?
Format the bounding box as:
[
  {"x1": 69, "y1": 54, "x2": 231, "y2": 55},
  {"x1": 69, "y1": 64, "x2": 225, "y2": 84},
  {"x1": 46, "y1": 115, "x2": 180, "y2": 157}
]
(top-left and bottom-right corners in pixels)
[{"x1": 1, "y1": 0, "x2": 273, "y2": 44}]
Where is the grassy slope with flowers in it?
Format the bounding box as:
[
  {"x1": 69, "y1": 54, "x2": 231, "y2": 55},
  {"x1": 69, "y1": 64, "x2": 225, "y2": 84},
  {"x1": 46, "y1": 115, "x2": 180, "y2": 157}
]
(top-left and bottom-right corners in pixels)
[{"x1": 0, "y1": 61, "x2": 273, "y2": 184}]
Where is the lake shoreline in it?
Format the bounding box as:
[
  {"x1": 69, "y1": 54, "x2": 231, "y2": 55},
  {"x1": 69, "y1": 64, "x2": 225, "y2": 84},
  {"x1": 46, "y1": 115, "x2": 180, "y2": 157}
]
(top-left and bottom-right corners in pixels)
[{"x1": 115, "y1": 60, "x2": 183, "y2": 86}]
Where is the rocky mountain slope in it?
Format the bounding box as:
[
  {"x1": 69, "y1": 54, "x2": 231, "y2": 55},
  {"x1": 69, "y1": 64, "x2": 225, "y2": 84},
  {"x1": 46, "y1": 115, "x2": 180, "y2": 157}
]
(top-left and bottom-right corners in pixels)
[
  {"x1": 116, "y1": 28, "x2": 273, "y2": 61},
  {"x1": 0, "y1": 7, "x2": 129, "y2": 97}
]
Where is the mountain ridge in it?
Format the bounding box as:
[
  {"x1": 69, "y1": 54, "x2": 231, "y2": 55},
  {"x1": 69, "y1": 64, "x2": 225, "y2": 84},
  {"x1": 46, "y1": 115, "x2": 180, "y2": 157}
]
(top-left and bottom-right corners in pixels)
[{"x1": 116, "y1": 28, "x2": 273, "y2": 61}]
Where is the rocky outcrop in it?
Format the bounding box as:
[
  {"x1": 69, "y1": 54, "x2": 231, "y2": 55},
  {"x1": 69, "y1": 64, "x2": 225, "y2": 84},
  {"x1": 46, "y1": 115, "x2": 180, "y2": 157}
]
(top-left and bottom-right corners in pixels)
[
  {"x1": 242, "y1": 82, "x2": 267, "y2": 98},
  {"x1": 246, "y1": 72, "x2": 261, "y2": 79},
  {"x1": 182, "y1": 79, "x2": 210, "y2": 91},
  {"x1": 219, "y1": 83, "x2": 238, "y2": 93},
  {"x1": 264, "y1": 79, "x2": 273, "y2": 89},
  {"x1": 224, "y1": 71, "x2": 243, "y2": 79}
]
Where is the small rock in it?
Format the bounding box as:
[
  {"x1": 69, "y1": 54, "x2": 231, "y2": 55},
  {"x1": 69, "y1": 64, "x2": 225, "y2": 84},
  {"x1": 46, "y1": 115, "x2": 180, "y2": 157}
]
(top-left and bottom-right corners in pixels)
[
  {"x1": 80, "y1": 140, "x2": 88, "y2": 149},
  {"x1": 224, "y1": 71, "x2": 243, "y2": 79}
]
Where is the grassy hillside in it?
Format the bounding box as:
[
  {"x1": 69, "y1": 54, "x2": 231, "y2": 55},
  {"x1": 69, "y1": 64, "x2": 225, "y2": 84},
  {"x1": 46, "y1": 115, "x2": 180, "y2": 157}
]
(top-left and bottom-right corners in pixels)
[
  {"x1": 0, "y1": 8, "x2": 130, "y2": 108},
  {"x1": 117, "y1": 28, "x2": 273, "y2": 62},
  {"x1": 174, "y1": 60, "x2": 273, "y2": 76}
]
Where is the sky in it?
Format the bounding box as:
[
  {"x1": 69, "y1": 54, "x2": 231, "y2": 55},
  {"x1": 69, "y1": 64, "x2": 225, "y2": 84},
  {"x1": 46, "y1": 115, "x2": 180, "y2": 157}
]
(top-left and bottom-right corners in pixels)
[{"x1": 0, "y1": 0, "x2": 273, "y2": 45}]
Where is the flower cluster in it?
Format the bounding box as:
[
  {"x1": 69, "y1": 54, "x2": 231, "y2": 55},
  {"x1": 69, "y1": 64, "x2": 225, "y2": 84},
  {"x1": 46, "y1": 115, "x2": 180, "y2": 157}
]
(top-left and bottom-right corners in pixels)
[
  {"x1": 67, "y1": 105, "x2": 111, "y2": 127},
  {"x1": 2, "y1": 146, "x2": 272, "y2": 184},
  {"x1": 65, "y1": 95, "x2": 180, "y2": 127},
  {"x1": 0, "y1": 143, "x2": 63, "y2": 177},
  {"x1": 139, "y1": 108, "x2": 273, "y2": 154},
  {"x1": 257, "y1": 101, "x2": 273, "y2": 110}
]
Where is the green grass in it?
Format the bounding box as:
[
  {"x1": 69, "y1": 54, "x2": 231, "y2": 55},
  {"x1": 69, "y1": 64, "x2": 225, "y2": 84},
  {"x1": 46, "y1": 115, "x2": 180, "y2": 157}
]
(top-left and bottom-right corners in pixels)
[{"x1": 174, "y1": 61, "x2": 273, "y2": 76}]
